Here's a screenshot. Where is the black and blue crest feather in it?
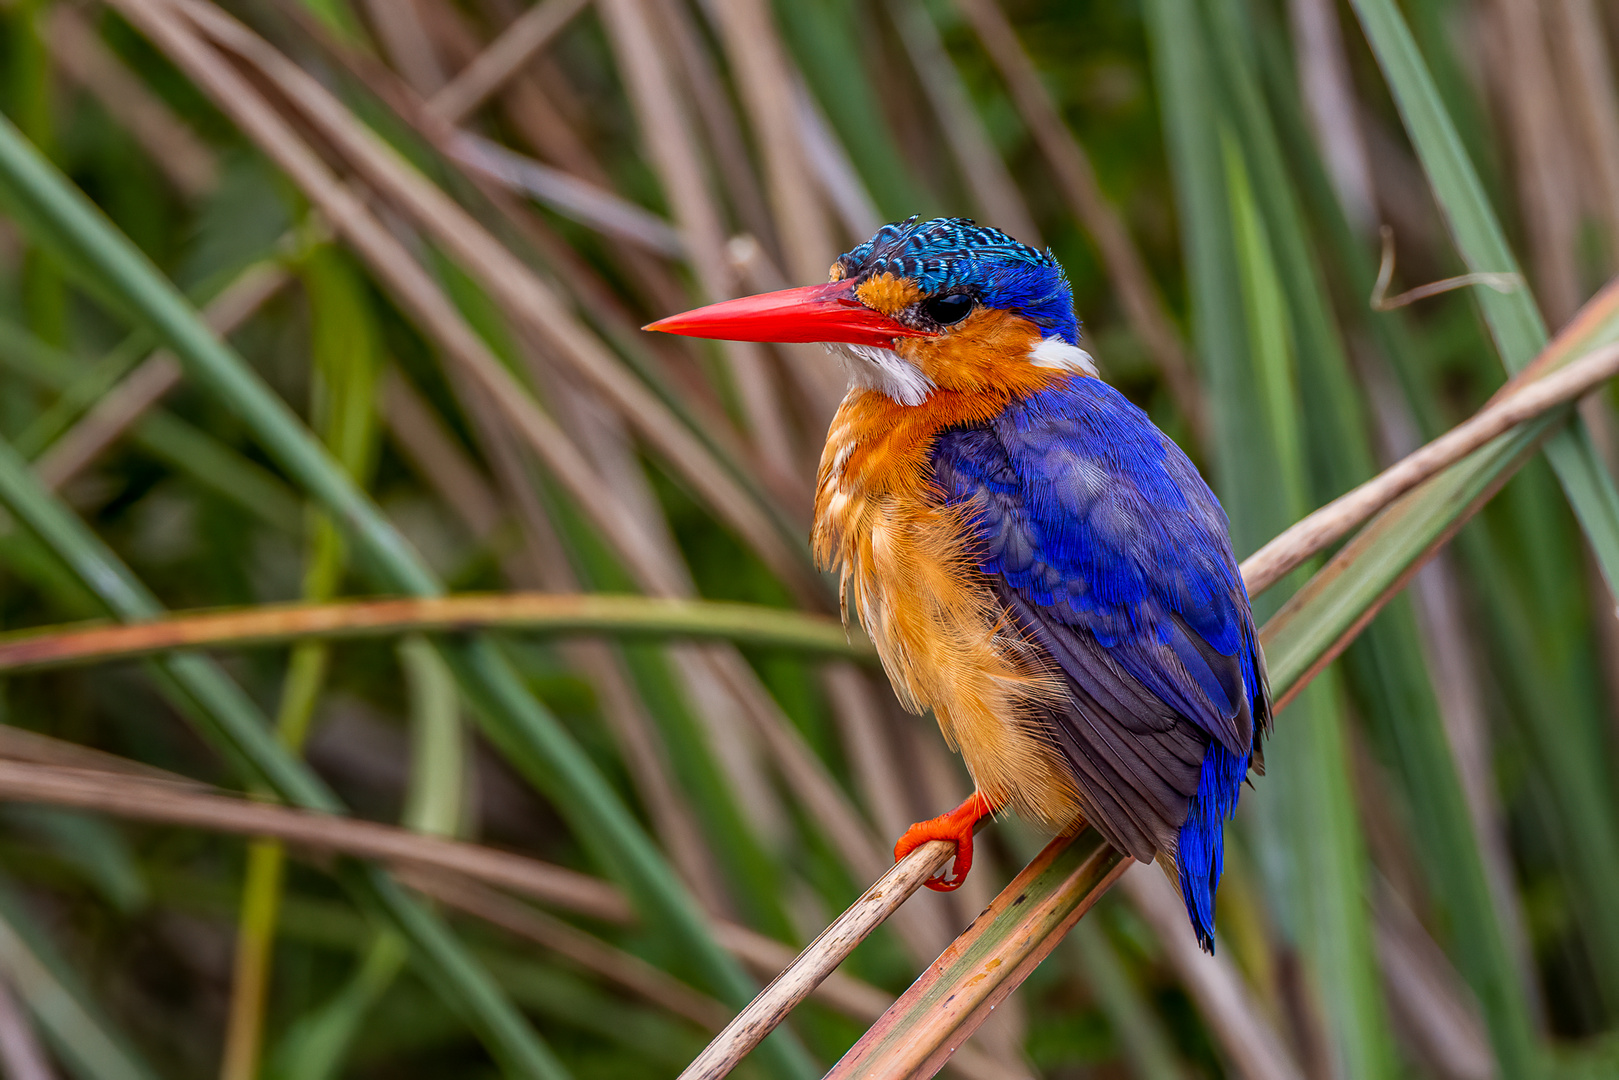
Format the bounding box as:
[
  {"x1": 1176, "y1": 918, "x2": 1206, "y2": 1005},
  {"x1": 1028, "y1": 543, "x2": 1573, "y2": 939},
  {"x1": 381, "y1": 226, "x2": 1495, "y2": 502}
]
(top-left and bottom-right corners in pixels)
[{"x1": 836, "y1": 217, "x2": 1081, "y2": 344}]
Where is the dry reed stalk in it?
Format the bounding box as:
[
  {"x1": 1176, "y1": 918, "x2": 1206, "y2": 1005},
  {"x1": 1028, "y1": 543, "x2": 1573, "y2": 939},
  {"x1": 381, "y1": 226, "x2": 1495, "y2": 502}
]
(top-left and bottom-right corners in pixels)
[
  {"x1": 379, "y1": 369, "x2": 505, "y2": 538},
  {"x1": 645, "y1": 0, "x2": 775, "y2": 246},
  {"x1": 452, "y1": 368, "x2": 736, "y2": 914},
  {"x1": 888, "y1": 0, "x2": 1040, "y2": 245},
  {"x1": 678, "y1": 839, "x2": 956, "y2": 1080},
  {"x1": 44, "y1": 3, "x2": 217, "y2": 198},
  {"x1": 702, "y1": 0, "x2": 836, "y2": 284},
  {"x1": 398, "y1": 871, "x2": 733, "y2": 1030},
  {"x1": 172, "y1": 0, "x2": 817, "y2": 598},
  {"x1": 0, "y1": 979, "x2": 56, "y2": 1080},
  {"x1": 827, "y1": 833, "x2": 1123, "y2": 1079},
  {"x1": 1287, "y1": 0, "x2": 1377, "y2": 232},
  {"x1": 1549, "y1": 0, "x2": 1619, "y2": 261},
  {"x1": 0, "y1": 751, "x2": 919, "y2": 1032},
  {"x1": 1241, "y1": 339, "x2": 1619, "y2": 594},
  {"x1": 953, "y1": 0, "x2": 1207, "y2": 444},
  {"x1": 359, "y1": 0, "x2": 447, "y2": 92},
  {"x1": 35, "y1": 259, "x2": 291, "y2": 489},
  {"x1": 1373, "y1": 885, "x2": 1493, "y2": 1080},
  {"x1": 0, "y1": 758, "x2": 634, "y2": 915},
  {"x1": 426, "y1": 0, "x2": 591, "y2": 124},
  {"x1": 597, "y1": 0, "x2": 801, "y2": 488},
  {"x1": 105, "y1": 0, "x2": 687, "y2": 596},
  {"x1": 446, "y1": 133, "x2": 685, "y2": 256},
  {"x1": 1487, "y1": 0, "x2": 1583, "y2": 325},
  {"x1": 1120, "y1": 865, "x2": 1305, "y2": 1080}
]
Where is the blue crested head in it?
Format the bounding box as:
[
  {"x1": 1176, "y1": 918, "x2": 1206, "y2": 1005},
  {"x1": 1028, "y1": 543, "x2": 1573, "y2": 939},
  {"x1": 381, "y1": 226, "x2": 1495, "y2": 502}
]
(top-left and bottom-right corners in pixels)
[{"x1": 835, "y1": 217, "x2": 1080, "y2": 345}]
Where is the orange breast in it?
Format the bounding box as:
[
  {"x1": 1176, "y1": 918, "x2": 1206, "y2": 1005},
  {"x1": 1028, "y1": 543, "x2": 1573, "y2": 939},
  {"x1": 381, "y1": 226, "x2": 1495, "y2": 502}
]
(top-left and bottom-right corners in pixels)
[{"x1": 813, "y1": 384, "x2": 1084, "y2": 831}]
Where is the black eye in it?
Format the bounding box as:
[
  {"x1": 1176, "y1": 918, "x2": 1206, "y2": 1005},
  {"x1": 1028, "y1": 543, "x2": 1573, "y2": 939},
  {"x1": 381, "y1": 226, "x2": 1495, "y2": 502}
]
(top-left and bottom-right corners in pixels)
[{"x1": 922, "y1": 293, "x2": 973, "y2": 326}]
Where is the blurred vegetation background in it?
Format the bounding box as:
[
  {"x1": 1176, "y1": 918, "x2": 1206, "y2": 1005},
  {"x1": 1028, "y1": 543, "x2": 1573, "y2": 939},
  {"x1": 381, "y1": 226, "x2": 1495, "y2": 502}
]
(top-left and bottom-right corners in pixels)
[{"x1": 0, "y1": 0, "x2": 1616, "y2": 1077}]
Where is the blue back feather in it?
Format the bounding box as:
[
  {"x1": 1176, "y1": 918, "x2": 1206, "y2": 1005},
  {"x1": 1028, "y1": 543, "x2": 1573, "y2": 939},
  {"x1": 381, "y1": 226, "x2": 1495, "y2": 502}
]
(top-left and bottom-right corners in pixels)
[{"x1": 934, "y1": 377, "x2": 1267, "y2": 951}]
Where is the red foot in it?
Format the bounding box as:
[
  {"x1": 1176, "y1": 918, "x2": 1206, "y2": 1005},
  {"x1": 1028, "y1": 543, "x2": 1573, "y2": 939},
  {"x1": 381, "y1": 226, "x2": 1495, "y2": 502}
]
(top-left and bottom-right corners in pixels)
[{"x1": 893, "y1": 791, "x2": 995, "y2": 892}]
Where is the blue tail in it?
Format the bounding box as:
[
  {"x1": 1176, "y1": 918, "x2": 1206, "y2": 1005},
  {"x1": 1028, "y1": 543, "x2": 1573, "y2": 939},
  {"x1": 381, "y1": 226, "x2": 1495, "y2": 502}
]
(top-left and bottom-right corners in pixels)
[{"x1": 1176, "y1": 741, "x2": 1249, "y2": 952}]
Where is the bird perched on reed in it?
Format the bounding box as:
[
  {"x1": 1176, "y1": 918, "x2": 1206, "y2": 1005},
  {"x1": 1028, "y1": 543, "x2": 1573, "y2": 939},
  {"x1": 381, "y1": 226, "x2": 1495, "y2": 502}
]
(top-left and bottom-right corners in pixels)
[{"x1": 648, "y1": 217, "x2": 1269, "y2": 951}]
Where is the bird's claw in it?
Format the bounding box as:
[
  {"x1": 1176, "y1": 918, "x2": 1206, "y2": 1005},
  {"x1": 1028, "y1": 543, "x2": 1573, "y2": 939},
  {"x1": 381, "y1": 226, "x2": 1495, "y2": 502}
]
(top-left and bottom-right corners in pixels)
[{"x1": 893, "y1": 791, "x2": 993, "y2": 892}]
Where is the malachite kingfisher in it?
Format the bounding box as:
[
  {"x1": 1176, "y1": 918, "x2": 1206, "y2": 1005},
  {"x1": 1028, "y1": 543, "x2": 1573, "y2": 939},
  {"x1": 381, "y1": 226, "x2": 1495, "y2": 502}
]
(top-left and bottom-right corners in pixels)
[{"x1": 648, "y1": 217, "x2": 1270, "y2": 951}]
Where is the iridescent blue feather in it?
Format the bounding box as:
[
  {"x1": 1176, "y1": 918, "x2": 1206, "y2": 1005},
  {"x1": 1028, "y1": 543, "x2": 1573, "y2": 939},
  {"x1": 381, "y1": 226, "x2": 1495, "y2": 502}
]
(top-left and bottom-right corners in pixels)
[{"x1": 933, "y1": 378, "x2": 1268, "y2": 951}]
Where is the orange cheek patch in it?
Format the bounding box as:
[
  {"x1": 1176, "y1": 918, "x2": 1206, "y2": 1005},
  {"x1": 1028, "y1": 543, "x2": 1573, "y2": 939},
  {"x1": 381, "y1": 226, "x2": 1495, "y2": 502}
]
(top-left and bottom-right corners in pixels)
[
  {"x1": 856, "y1": 272, "x2": 923, "y2": 315},
  {"x1": 896, "y1": 307, "x2": 1053, "y2": 393}
]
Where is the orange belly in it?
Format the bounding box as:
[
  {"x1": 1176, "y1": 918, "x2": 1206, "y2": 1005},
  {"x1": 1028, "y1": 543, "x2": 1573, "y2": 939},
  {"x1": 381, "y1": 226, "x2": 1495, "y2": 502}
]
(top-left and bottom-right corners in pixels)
[{"x1": 814, "y1": 388, "x2": 1084, "y2": 831}]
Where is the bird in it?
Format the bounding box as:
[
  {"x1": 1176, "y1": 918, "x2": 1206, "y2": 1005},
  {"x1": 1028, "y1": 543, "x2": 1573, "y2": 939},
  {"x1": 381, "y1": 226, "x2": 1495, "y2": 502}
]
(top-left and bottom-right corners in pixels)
[{"x1": 646, "y1": 216, "x2": 1269, "y2": 951}]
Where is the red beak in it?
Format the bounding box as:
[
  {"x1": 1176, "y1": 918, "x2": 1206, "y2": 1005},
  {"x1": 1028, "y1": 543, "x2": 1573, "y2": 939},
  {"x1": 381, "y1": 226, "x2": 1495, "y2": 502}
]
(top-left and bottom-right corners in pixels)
[{"x1": 643, "y1": 281, "x2": 927, "y2": 347}]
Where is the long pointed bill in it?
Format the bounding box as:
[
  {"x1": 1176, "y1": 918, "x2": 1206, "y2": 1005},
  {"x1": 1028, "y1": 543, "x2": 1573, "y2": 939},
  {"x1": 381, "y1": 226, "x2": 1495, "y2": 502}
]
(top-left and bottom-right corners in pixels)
[{"x1": 643, "y1": 281, "x2": 928, "y2": 347}]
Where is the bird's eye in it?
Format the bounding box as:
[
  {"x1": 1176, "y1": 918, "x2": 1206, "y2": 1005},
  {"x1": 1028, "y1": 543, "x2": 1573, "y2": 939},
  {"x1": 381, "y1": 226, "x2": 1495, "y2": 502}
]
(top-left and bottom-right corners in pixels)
[{"x1": 922, "y1": 293, "x2": 973, "y2": 326}]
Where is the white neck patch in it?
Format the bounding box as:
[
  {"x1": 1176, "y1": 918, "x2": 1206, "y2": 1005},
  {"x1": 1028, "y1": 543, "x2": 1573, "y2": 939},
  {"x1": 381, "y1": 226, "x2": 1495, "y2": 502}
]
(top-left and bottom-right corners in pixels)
[
  {"x1": 1028, "y1": 336, "x2": 1097, "y2": 376},
  {"x1": 825, "y1": 342, "x2": 936, "y2": 406}
]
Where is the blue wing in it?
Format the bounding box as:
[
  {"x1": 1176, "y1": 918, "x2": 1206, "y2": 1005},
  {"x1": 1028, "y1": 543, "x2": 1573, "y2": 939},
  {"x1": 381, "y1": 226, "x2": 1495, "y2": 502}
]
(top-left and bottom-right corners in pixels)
[{"x1": 933, "y1": 376, "x2": 1269, "y2": 949}]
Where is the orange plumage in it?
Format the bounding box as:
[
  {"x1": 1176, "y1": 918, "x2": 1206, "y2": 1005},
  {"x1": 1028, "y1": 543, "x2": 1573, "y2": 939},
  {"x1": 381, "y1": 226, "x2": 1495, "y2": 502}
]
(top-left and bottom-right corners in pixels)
[{"x1": 812, "y1": 306, "x2": 1086, "y2": 830}]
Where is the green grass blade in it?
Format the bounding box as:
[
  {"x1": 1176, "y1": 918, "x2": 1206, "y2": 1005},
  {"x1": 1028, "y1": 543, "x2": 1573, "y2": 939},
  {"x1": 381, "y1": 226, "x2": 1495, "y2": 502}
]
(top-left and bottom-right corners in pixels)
[
  {"x1": 1222, "y1": 126, "x2": 1396, "y2": 1080},
  {"x1": 1347, "y1": 0, "x2": 1619, "y2": 592}
]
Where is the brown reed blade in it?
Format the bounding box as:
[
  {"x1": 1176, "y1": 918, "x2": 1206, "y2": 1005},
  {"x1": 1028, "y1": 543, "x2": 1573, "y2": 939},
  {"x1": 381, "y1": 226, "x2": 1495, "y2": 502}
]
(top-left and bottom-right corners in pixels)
[
  {"x1": 426, "y1": 0, "x2": 591, "y2": 124},
  {"x1": 825, "y1": 831, "x2": 1126, "y2": 1079}
]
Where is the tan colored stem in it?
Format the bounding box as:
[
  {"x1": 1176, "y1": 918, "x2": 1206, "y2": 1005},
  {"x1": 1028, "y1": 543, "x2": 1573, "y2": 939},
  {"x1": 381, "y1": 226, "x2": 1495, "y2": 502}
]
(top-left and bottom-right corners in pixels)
[
  {"x1": 400, "y1": 871, "x2": 732, "y2": 1030},
  {"x1": 1120, "y1": 865, "x2": 1305, "y2": 1080},
  {"x1": 678, "y1": 839, "x2": 955, "y2": 1080},
  {"x1": 1241, "y1": 340, "x2": 1619, "y2": 594},
  {"x1": 0, "y1": 759, "x2": 631, "y2": 917},
  {"x1": 954, "y1": 0, "x2": 1206, "y2": 443},
  {"x1": 425, "y1": 0, "x2": 592, "y2": 124},
  {"x1": 44, "y1": 3, "x2": 217, "y2": 198}
]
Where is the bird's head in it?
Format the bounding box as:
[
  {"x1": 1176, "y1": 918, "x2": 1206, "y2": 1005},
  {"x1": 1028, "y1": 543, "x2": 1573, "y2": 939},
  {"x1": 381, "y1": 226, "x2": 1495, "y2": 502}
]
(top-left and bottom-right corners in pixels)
[{"x1": 646, "y1": 216, "x2": 1093, "y2": 405}]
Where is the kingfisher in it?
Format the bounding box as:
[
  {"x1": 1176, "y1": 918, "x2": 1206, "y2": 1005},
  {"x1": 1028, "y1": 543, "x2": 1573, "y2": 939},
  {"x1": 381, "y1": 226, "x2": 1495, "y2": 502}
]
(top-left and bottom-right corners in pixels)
[{"x1": 647, "y1": 217, "x2": 1269, "y2": 950}]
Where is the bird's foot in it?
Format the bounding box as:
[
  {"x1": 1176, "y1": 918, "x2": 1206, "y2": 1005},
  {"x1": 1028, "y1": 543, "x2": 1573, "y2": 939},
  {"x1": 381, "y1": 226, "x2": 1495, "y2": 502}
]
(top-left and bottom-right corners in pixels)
[{"x1": 893, "y1": 790, "x2": 995, "y2": 892}]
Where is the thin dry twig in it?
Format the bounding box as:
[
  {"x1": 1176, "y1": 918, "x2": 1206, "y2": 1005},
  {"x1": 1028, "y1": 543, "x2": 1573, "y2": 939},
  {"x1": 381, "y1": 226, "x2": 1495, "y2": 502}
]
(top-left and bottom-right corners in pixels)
[
  {"x1": 827, "y1": 833, "x2": 1124, "y2": 1079},
  {"x1": 678, "y1": 839, "x2": 955, "y2": 1080},
  {"x1": 953, "y1": 0, "x2": 1206, "y2": 444},
  {"x1": 426, "y1": 0, "x2": 592, "y2": 124},
  {"x1": 400, "y1": 871, "x2": 732, "y2": 1030},
  {"x1": 0, "y1": 752, "x2": 921, "y2": 1030},
  {"x1": 703, "y1": 0, "x2": 835, "y2": 284},
  {"x1": 446, "y1": 132, "x2": 684, "y2": 257},
  {"x1": 888, "y1": 0, "x2": 1039, "y2": 245},
  {"x1": 1370, "y1": 226, "x2": 1522, "y2": 311},
  {"x1": 597, "y1": 0, "x2": 801, "y2": 487},
  {"x1": 1241, "y1": 339, "x2": 1619, "y2": 594},
  {"x1": 0, "y1": 759, "x2": 632, "y2": 916}
]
